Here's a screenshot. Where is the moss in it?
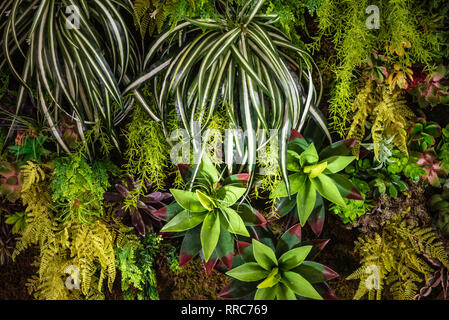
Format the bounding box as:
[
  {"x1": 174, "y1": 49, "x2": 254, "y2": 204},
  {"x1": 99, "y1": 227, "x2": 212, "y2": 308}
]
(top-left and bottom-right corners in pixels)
[
  {"x1": 154, "y1": 252, "x2": 230, "y2": 300},
  {"x1": 352, "y1": 181, "x2": 430, "y2": 237}
]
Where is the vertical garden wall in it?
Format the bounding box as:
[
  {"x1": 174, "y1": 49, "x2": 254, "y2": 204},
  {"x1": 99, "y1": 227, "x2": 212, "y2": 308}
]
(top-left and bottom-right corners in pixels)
[{"x1": 0, "y1": 0, "x2": 449, "y2": 300}]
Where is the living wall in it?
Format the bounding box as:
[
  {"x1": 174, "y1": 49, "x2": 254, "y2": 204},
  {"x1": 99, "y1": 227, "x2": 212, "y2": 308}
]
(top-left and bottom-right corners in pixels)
[{"x1": 0, "y1": 0, "x2": 449, "y2": 300}]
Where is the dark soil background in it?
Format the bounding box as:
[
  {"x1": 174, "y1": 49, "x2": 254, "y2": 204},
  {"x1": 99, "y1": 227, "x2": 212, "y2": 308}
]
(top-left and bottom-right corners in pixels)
[{"x1": 0, "y1": 248, "x2": 37, "y2": 300}]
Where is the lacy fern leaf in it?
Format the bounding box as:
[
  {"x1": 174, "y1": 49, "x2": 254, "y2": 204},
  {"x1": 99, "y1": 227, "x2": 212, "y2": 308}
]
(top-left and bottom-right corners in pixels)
[
  {"x1": 347, "y1": 80, "x2": 415, "y2": 160},
  {"x1": 347, "y1": 211, "x2": 449, "y2": 300}
]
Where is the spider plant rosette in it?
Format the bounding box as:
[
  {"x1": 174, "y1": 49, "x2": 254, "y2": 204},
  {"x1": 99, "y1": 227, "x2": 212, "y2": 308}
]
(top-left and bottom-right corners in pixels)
[
  {"x1": 0, "y1": 0, "x2": 146, "y2": 155},
  {"x1": 126, "y1": 0, "x2": 330, "y2": 191}
]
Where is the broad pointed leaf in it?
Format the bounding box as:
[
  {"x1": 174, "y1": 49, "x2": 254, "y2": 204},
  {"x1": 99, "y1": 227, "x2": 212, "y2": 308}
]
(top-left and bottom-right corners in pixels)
[
  {"x1": 223, "y1": 173, "x2": 250, "y2": 187},
  {"x1": 268, "y1": 197, "x2": 296, "y2": 221},
  {"x1": 257, "y1": 268, "x2": 281, "y2": 289},
  {"x1": 304, "y1": 162, "x2": 328, "y2": 179},
  {"x1": 281, "y1": 271, "x2": 322, "y2": 300},
  {"x1": 234, "y1": 202, "x2": 267, "y2": 226},
  {"x1": 299, "y1": 143, "x2": 319, "y2": 167},
  {"x1": 220, "y1": 207, "x2": 250, "y2": 236},
  {"x1": 278, "y1": 246, "x2": 312, "y2": 271},
  {"x1": 275, "y1": 283, "x2": 296, "y2": 300},
  {"x1": 160, "y1": 210, "x2": 206, "y2": 232},
  {"x1": 324, "y1": 156, "x2": 355, "y2": 174},
  {"x1": 275, "y1": 223, "x2": 302, "y2": 256},
  {"x1": 170, "y1": 189, "x2": 206, "y2": 212},
  {"x1": 196, "y1": 190, "x2": 215, "y2": 210},
  {"x1": 310, "y1": 174, "x2": 346, "y2": 207},
  {"x1": 254, "y1": 286, "x2": 277, "y2": 300},
  {"x1": 217, "y1": 185, "x2": 246, "y2": 207},
  {"x1": 297, "y1": 180, "x2": 316, "y2": 226},
  {"x1": 319, "y1": 139, "x2": 356, "y2": 159},
  {"x1": 201, "y1": 211, "x2": 221, "y2": 262},
  {"x1": 152, "y1": 202, "x2": 184, "y2": 221},
  {"x1": 291, "y1": 261, "x2": 339, "y2": 283},
  {"x1": 307, "y1": 193, "x2": 325, "y2": 236},
  {"x1": 226, "y1": 262, "x2": 270, "y2": 282},
  {"x1": 252, "y1": 239, "x2": 278, "y2": 270},
  {"x1": 213, "y1": 227, "x2": 234, "y2": 270},
  {"x1": 199, "y1": 154, "x2": 220, "y2": 183},
  {"x1": 179, "y1": 226, "x2": 202, "y2": 266},
  {"x1": 219, "y1": 279, "x2": 258, "y2": 299},
  {"x1": 270, "y1": 173, "x2": 305, "y2": 198},
  {"x1": 329, "y1": 173, "x2": 363, "y2": 200}
]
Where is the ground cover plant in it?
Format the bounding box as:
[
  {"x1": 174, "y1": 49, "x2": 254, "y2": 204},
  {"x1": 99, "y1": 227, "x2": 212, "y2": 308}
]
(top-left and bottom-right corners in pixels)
[{"x1": 0, "y1": 0, "x2": 449, "y2": 301}]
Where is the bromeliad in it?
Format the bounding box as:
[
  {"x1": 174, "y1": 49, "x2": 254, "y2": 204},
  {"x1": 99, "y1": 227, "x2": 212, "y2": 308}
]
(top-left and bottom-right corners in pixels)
[
  {"x1": 157, "y1": 156, "x2": 265, "y2": 273},
  {"x1": 269, "y1": 131, "x2": 361, "y2": 235},
  {"x1": 220, "y1": 223, "x2": 338, "y2": 300}
]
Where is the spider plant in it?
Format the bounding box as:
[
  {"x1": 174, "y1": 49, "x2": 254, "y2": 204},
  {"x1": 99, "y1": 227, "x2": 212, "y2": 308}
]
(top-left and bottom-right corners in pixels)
[
  {"x1": 125, "y1": 0, "x2": 330, "y2": 193},
  {"x1": 0, "y1": 0, "x2": 150, "y2": 157}
]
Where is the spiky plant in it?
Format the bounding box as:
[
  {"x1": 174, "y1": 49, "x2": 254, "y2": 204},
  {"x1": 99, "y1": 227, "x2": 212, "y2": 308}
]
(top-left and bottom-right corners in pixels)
[
  {"x1": 126, "y1": 0, "x2": 329, "y2": 192},
  {"x1": 104, "y1": 175, "x2": 172, "y2": 237},
  {"x1": 219, "y1": 223, "x2": 338, "y2": 300},
  {"x1": 156, "y1": 156, "x2": 266, "y2": 274},
  {"x1": 0, "y1": 0, "x2": 150, "y2": 156}
]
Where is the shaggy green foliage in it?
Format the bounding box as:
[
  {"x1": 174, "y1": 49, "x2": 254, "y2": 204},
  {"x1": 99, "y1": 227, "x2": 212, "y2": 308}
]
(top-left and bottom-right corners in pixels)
[
  {"x1": 51, "y1": 155, "x2": 116, "y2": 224},
  {"x1": 165, "y1": 245, "x2": 184, "y2": 275},
  {"x1": 330, "y1": 196, "x2": 373, "y2": 224},
  {"x1": 330, "y1": 180, "x2": 372, "y2": 224},
  {"x1": 263, "y1": 0, "x2": 323, "y2": 45},
  {"x1": 344, "y1": 156, "x2": 420, "y2": 199},
  {"x1": 123, "y1": 105, "x2": 171, "y2": 191},
  {"x1": 133, "y1": 0, "x2": 322, "y2": 44},
  {"x1": 14, "y1": 162, "x2": 126, "y2": 300},
  {"x1": 346, "y1": 81, "x2": 415, "y2": 160},
  {"x1": 8, "y1": 136, "x2": 51, "y2": 163},
  {"x1": 116, "y1": 232, "x2": 162, "y2": 300}
]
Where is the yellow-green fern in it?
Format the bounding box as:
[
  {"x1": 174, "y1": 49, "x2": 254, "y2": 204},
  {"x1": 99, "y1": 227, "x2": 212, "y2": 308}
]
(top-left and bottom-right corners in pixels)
[
  {"x1": 132, "y1": 0, "x2": 167, "y2": 38},
  {"x1": 14, "y1": 162, "x2": 134, "y2": 300},
  {"x1": 347, "y1": 211, "x2": 449, "y2": 300},
  {"x1": 347, "y1": 80, "x2": 415, "y2": 160}
]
